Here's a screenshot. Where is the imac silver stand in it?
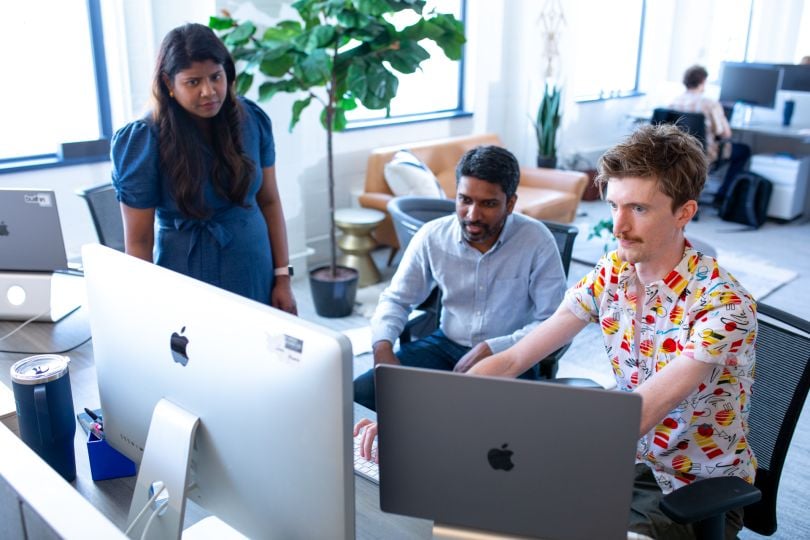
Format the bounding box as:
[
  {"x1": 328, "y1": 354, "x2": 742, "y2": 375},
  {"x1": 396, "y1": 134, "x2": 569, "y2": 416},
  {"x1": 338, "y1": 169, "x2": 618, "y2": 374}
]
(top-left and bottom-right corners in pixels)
[
  {"x1": 433, "y1": 523, "x2": 536, "y2": 539},
  {"x1": 126, "y1": 399, "x2": 199, "y2": 540}
]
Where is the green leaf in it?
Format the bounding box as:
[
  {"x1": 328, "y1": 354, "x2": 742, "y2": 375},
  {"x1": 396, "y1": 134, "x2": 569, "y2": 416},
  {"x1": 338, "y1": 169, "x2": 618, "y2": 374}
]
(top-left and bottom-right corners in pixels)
[
  {"x1": 260, "y1": 48, "x2": 295, "y2": 77},
  {"x1": 338, "y1": 95, "x2": 357, "y2": 111},
  {"x1": 383, "y1": 41, "x2": 429, "y2": 74},
  {"x1": 319, "y1": 106, "x2": 348, "y2": 132},
  {"x1": 290, "y1": 97, "x2": 312, "y2": 131},
  {"x1": 235, "y1": 72, "x2": 254, "y2": 95},
  {"x1": 293, "y1": 49, "x2": 332, "y2": 86},
  {"x1": 262, "y1": 21, "x2": 303, "y2": 44},
  {"x1": 208, "y1": 16, "x2": 235, "y2": 31},
  {"x1": 300, "y1": 25, "x2": 337, "y2": 53},
  {"x1": 347, "y1": 60, "x2": 398, "y2": 109},
  {"x1": 224, "y1": 22, "x2": 256, "y2": 47},
  {"x1": 258, "y1": 79, "x2": 301, "y2": 102},
  {"x1": 353, "y1": 0, "x2": 393, "y2": 17}
]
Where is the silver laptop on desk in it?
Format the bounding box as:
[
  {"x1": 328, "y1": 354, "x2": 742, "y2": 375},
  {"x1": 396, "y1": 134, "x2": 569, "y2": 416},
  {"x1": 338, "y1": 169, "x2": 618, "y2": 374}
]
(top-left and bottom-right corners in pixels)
[
  {"x1": 375, "y1": 366, "x2": 642, "y2": 540},
  {"x1": 0, "y1": 188, "x2": 69, "y2": 272}
]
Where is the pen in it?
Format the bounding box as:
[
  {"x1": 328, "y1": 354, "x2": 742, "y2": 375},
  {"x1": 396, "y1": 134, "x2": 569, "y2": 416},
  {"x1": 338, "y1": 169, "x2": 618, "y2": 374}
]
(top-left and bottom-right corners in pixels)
[
  {"x1": 90, "y1": 422, "x2": 105, "y2": 440},
  {"x1": 84, "y1": 407, "x2": 100, "y2": 422}
]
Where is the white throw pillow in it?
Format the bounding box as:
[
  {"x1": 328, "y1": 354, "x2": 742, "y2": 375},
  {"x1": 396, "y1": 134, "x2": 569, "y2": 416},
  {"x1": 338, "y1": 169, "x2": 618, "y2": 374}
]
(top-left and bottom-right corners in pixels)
[{"x1": 383, "y1": 150, "x2": 445, "y2": 198}]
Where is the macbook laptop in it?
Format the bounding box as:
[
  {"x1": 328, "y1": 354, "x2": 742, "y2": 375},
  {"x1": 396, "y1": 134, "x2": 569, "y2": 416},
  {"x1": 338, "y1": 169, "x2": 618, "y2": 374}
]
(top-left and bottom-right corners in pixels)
[
  {"x1": 375, "y1": 365, "x2": 641, "y2": 540},
  {"x1": 0, "y1": 188, "x2": 69, "y2": 272}
]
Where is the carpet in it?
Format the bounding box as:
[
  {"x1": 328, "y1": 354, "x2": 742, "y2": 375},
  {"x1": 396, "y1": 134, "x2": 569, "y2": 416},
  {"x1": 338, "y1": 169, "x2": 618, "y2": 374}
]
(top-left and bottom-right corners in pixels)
[{"x1": 715, "y1": 250, "x2": 798, "y2": 301}]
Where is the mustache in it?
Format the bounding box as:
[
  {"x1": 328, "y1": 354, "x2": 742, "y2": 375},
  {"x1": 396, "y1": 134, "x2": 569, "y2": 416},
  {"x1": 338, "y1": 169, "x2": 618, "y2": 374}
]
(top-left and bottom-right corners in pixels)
[
  {"x1": 614, "y1": 232, "x2": 642, "y2": 243},
  {"x1": 462, "y1": 220, "x2": 487, "y2": 228}
]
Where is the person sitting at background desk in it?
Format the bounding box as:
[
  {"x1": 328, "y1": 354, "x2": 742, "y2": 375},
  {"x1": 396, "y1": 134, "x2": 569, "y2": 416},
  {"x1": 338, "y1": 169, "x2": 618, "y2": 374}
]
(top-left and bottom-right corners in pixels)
[
  {"x1": 670, "y1": 64, "x2": 751, "y2": 208},
  {"x1": 353, "y1": 145, "x2": 567, "y2": 411},
  {"x1": 466, "y1": 124, "x2": 757, "y2": 539},
  {"x1": 111, "y1": 23, "x2": 296, "y2": 313}
]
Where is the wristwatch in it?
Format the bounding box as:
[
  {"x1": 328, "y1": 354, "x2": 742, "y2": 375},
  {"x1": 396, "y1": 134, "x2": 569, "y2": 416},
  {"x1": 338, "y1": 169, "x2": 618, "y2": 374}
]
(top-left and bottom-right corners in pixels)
[{"x1": 274, "y1": 266, "x2": 294, "y2": 277}]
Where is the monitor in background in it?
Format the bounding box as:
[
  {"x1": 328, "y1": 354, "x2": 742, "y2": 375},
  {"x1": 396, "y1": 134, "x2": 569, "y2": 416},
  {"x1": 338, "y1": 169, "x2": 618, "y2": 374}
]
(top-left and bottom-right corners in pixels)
[
  {"x1": 82, "y1": 244, "x2": 354, "y2": 539},
  {"x1": 719, "y1": 62, "x2": 782, "y2": 109},
  {"x1": 778, "y1": 64, "x2": 810, "y2": 92}
]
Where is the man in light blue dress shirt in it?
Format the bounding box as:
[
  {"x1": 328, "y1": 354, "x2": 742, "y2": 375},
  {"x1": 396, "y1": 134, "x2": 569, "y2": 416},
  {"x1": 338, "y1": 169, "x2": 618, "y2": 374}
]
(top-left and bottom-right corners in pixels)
[{"x1": 353, "y1": 145, "x2": 567, "y2": 410}]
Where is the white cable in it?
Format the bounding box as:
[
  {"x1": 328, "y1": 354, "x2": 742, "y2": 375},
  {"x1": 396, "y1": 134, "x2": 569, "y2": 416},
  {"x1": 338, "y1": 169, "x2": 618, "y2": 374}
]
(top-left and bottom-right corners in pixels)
[
  {"x1": 140, "y1": 499, "x2": 169, "y2": 540},
  {"x1": 124, "y1": 484, "x2": 166, "y2": 536},
  {"x1": 0, "y1": 308, "x2": 51, "y2": 341}
]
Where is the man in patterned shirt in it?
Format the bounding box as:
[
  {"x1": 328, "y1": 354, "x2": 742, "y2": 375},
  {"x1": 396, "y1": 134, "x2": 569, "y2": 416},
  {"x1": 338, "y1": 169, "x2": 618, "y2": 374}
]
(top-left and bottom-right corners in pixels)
[
  {"x1": 469, "y1": 124, "x2": 757, "y2": 539},
  {"x1": 670, "y1": 64, "x2": 750, "y2": 207}
]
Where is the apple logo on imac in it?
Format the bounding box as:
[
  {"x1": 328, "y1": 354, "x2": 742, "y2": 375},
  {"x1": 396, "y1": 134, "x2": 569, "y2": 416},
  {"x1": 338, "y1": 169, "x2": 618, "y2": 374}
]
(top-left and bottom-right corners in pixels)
[
  {"x1": 170, "y1": 326, "x2": 190, "y2": 366},
  {"x1": 487, "y1": 443, "x2": 514, "y2": 471}
]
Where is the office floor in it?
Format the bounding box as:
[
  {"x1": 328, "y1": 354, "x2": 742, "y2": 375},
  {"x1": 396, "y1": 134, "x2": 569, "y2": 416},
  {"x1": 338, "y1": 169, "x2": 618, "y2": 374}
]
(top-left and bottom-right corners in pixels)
[{"x1": 292, "y1": 200, "x2": 810, "y2": 539}]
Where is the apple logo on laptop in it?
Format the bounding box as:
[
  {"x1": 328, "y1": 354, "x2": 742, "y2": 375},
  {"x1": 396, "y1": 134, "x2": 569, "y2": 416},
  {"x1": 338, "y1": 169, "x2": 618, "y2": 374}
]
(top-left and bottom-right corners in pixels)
[
  {"x1": 0, "y1": 221, "x2": 8, "y2": 236},
  {"x1": 487, "y1": 443, "x2": 514, "y2": 471},
  {"x1": 170, "y1": 326, "x2": 190, "y2": 366}
]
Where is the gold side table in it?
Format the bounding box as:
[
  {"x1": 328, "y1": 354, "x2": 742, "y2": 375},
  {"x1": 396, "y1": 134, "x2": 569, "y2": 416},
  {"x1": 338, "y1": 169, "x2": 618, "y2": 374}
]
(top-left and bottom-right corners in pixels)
[{"x1": 334, "y1": 208, "x2": 386, "y2": 287}]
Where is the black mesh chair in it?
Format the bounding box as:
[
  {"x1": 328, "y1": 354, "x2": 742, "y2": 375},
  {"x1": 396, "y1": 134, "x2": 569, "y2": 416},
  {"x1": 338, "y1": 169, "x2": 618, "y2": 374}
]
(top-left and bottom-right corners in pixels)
[
  {"x1": 660, "y1": 303, "x2": 810, "y2": 538},
  {"x1": 387, "y1": 197, "x2": 455, "y2": 343},
  {"x1": 651, "y1": 108, "x2": 708, "y2": 150},
  {"x1": 75, "y1": 182, "x2": 125, "y2": 252}
]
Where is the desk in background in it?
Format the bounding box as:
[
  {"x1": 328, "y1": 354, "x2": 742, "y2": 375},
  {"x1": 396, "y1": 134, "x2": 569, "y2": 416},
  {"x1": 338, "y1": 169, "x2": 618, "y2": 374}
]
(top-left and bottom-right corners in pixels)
[{"x1": 0, "y1": 310, "x2": 430, "y2": 539}]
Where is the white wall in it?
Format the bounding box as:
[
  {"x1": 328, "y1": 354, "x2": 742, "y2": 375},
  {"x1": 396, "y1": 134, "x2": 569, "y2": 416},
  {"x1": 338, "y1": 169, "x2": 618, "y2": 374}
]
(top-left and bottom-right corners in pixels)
[{"x1": 4, "y1": 0, "x2": 807, "y2": 268}]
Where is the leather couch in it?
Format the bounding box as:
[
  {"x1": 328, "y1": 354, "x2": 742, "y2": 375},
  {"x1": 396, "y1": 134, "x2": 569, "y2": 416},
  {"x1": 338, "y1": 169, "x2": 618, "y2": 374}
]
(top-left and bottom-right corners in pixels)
[{"x1": 358, "y1": 133, "x2": 589, "y2": 256}]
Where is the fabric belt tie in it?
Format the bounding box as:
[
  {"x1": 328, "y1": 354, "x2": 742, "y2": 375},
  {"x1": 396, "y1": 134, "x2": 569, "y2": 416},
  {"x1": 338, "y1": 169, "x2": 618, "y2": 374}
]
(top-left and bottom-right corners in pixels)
[{"x1": 173, "y1": 218, "x2": 233, "y2": 257}]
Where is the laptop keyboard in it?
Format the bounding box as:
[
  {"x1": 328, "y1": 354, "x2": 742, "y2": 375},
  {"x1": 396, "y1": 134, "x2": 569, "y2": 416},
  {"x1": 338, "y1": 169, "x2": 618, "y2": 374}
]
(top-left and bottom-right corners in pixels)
[{"x1": 353, "y1": 435, "x2": 379, "y2": 484}]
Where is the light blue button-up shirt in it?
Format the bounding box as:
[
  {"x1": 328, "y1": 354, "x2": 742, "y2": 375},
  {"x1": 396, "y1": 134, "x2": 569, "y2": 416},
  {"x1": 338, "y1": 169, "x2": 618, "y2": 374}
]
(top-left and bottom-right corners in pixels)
[{"x1": 371, "y1": 213, "x2": 566, "y2": 353}]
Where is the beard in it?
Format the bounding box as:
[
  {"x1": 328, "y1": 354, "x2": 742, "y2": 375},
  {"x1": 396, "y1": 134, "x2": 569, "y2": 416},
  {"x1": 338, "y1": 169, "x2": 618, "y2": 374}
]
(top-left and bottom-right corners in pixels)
[{"x1": 460, "y1": 216, "x2": 507, "y2": 245}]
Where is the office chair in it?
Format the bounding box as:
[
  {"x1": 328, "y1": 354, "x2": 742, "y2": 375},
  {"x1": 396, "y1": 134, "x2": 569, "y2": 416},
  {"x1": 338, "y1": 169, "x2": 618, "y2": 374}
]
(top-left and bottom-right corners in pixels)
[
  {"x1": 387, "y1": 197, "x2": 455, "y2": 343},
  {"x1": 660, "y1": 303, "x2": 810, "y2": 539},
  {"x1": 650, "y1": 108, "x2": 737, "y2": 215},
  {"x1": 75, "y1": 182, "x2": 125, "y2": 252}
]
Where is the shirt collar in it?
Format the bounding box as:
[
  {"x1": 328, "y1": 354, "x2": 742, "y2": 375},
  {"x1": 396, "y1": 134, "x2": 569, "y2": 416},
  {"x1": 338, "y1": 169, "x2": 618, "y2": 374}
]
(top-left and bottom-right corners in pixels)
[{"x1": 619, "y1": 239, "x2": 698, "y2": 295}]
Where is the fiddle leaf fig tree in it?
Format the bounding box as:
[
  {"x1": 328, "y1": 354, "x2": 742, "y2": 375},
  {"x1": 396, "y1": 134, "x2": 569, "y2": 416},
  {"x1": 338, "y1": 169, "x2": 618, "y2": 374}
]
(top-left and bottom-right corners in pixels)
[{"x1": 210, "y1": 0, "x2": 465, "y2": 278}]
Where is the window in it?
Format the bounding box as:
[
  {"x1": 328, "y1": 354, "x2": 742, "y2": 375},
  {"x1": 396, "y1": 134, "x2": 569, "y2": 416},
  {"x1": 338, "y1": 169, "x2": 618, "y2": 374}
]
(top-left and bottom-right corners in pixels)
[
  {"x1": 567, "y1": 0, "x2": 645, "y2": 102},
  {"x1": 0, "y1": 0, "x2": 111, "y2": 169},
  {"x1": 345, "y1": 0, "x2": 466, "y2": 127}
]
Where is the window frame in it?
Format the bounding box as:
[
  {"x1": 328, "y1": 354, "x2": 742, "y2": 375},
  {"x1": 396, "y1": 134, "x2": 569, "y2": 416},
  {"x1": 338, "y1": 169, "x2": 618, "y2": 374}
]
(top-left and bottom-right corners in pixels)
[
  {"x1": 572, "y1": 0, "x2": 646, "y2": 104},
  {"x1": 344, "y1": 0, "x2": 468, "y2": 131},
  {"x1": 0, "y1": 0, "x2": 112, "y2": 174}
]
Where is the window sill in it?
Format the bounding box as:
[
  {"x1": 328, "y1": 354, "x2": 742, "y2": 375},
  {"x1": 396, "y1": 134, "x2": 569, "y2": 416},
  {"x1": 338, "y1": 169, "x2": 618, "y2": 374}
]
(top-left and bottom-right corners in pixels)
[
  {"x1": 0, "y1": 154, "x2": 110, "y2": 175},
  {"x1": 575, "y1": 91, "x2": 645, "y2": 104},
  {"x1": 345, "y1": 109, "x2": 473, "y2": 131}
]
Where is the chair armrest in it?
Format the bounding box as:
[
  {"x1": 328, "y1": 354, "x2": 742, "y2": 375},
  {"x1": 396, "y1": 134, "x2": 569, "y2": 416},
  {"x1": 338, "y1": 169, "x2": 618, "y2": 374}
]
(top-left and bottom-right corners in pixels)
[
  {"x1": 358, "y1": 192, "x2": 394, "y2": 212},
  {"x1": 519, "y1": 167, "x2": 589, "y2": 198},
  {"x1": 660, "y1": 476, "x2": 761, "y2": 524}
]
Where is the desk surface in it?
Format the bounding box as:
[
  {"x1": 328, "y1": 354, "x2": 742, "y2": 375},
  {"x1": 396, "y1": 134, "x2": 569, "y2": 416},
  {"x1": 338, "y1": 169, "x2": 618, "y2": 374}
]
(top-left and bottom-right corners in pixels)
[{"x1": 0, "y1": 309, "x2": 431, "y2": 538}]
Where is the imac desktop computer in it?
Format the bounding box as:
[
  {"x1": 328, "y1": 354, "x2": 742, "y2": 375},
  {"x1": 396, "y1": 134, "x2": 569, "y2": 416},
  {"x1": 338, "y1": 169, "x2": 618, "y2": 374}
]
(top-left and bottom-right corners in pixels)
[{"x1": 82, "y1": 245, "x2": 354, "y2": 539}]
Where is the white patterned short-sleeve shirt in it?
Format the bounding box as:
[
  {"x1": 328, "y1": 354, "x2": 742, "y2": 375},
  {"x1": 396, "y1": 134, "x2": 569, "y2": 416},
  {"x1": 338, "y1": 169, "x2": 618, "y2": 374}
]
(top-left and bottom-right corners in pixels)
[{"x1": 564, "y1": 243, "x2": 757, "y2": 493}]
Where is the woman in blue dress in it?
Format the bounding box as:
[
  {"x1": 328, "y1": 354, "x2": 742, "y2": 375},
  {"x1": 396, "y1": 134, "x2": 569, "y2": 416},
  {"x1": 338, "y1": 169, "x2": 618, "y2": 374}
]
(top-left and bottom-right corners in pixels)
[{"x1": 111, "y1": 23, "x2": 296, "y2": 313}]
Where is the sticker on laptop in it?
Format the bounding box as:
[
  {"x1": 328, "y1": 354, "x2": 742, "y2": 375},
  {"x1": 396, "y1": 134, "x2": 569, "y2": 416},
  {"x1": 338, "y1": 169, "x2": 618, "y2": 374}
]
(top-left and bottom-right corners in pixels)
[
  {"x1": 265, "y1": 332, "x2": 303, "y2": 364},
  {"x1": 23, "y1": 193, "x2": 53, "y2": 207}
]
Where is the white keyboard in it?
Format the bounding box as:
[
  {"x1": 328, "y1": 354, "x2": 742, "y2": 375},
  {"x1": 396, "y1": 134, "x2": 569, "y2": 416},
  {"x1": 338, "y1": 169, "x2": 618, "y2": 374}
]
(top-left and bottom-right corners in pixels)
[{"x1": 353, "y1": 436, "x2": 379, "y2": 483}]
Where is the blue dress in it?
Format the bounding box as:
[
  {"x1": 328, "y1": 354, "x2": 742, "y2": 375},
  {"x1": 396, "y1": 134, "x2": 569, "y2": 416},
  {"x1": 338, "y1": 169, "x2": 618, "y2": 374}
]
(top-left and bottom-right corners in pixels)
[{"x1": 111, "y1": 98, "x2": 276, "y2": 304}]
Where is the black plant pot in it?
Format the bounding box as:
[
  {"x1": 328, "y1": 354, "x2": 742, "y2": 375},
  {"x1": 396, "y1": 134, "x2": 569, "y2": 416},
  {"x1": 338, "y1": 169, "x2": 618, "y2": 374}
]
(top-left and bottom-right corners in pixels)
[
  {"x1": 309, "y1": 265, "x2": 359, "y2": 318},
  {"x1": 537, "y1": 155, "x2": 557, "y2": 169}
]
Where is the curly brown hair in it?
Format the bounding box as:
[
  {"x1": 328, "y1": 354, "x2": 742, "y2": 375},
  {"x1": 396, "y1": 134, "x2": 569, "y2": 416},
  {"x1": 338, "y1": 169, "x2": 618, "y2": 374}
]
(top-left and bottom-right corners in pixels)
[
  {"x1": 151, "y1": 23, "x2": 255, "y2": 219},
  {"x1": 595, "y1": 124, "x2": 708, "y2": 210}
]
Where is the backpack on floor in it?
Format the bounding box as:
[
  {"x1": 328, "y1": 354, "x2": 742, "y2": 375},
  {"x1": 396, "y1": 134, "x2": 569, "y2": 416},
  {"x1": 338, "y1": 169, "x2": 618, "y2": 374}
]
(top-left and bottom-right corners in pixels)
[{"x1": 718, "y1": 172, "x2": 773, "y2": 228}]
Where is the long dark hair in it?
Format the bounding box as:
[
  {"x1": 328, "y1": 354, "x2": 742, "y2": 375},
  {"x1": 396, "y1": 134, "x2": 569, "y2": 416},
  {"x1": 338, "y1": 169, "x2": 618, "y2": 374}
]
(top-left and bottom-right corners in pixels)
[{"x1": 151, "y1": 23, "x2": 255, "y2": 219}]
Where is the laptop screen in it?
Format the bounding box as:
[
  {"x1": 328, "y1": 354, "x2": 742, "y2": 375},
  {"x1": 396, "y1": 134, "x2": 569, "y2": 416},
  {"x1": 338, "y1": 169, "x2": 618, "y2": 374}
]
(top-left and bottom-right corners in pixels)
[
  {"x1": 375, "y1": 365, "x2": 641, "y2": 540},
  {"x1": 0, "y1": 188, "x2": 69, "y2": 272}
]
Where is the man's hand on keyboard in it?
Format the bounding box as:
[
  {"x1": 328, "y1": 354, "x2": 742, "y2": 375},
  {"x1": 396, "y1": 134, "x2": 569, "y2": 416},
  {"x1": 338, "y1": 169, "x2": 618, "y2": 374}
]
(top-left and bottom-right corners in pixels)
[{"x1": 353, "y1": 418, "x2": 379, "y2": 463}]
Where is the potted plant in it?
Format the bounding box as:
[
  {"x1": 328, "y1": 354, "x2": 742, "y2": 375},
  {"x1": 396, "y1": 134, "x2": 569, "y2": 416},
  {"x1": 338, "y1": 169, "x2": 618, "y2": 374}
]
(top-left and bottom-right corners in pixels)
[
  {"x1": 210, "y1": 0, "x2": 464, "y2": 317},
  {"x1": 533, "y1": 82, "x2": 561, "y2": 168}
]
